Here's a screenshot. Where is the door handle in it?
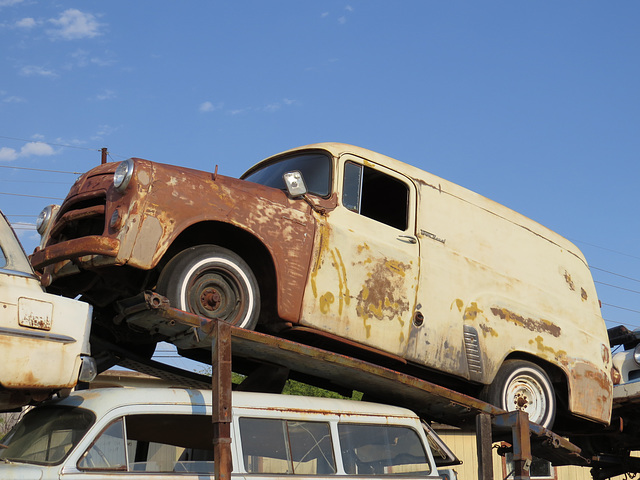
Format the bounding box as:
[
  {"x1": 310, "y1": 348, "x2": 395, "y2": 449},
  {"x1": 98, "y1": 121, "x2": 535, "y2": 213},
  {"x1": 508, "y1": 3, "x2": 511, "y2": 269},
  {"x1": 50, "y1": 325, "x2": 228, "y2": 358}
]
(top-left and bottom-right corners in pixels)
[{"x1": 398, "y1": 235, "x2": 417, "y2": 244}]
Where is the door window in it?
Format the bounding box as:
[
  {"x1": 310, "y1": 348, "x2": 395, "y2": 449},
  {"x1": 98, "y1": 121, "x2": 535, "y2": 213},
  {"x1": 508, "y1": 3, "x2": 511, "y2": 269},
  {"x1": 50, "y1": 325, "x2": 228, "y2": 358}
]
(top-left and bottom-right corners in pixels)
[
  {"x1": 239, "y1": 417, "x2": 335, "y2": 474},
  {"x1": 343, "y1": 161, "x2": 409, "y2": 230},
  {"x1": 78, "y1": 414, "x2": 215, "y2": 473},
  {"x1": 338, "y1": 423, "x2": 431, "y2": 475}
]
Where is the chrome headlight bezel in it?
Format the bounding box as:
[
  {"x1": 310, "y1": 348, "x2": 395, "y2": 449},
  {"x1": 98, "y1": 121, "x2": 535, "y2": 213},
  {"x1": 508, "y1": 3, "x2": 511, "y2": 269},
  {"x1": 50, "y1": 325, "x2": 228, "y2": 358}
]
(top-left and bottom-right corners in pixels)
[
  {"x1": 113, "y1": 159, "x2": 135, "y2": 193},
  {"x1": 36, "y1": 205, "x2": 57, "y2": 236},
  {"x1": 633, "y1": 344, "x2": 640, "y2": 366}
]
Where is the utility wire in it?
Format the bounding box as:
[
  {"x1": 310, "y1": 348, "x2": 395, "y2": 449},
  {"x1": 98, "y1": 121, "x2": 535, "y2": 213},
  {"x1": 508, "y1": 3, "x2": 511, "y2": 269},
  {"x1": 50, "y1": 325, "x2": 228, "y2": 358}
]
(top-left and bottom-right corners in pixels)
[
  {"x1": 571, "y1": 237, "x2": 640, "y2": 262},
  {"x1": 0, "y1": 191, "x2": 64, "y2": 200},
  {"x1": 595, "y1": 281, "x2": 640, "y2": 296},
  {"x1": 591, "y1": 266, "x2": 640, "y2": 285},
  {"x1": 601, "y1": 303, "x2": 640, "y2": 315},
  {"x1": 0, "y1": 135, "x2": 100, "y2": 153},
  {"x1": 0, "y1": 164, "x2": 81, "y2": 175}
]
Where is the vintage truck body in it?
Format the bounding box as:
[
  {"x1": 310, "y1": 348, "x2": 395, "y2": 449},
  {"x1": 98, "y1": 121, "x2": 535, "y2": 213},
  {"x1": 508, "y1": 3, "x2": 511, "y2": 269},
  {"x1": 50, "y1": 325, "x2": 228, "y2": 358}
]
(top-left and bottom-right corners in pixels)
[
  {"x1": 0, "y1": 211, "x2": 95, "y2": 410},
  {"x1": 30, "y1": 143, "x2": 612, "y2": 427}
]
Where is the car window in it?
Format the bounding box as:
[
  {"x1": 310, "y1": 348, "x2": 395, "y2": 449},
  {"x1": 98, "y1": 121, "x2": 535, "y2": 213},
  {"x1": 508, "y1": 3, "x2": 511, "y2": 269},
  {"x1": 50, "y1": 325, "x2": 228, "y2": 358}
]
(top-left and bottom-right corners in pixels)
[
  {"x1": 0, "y1": 406, "x2": 95, "y2": 466},
  {"x1": 243, "y1": 153, "x2": 332, "y2": 197},
  {"x1": 338, "y1": 423, "x2": 431, "y2": 475},
  {"x1": 79, "y1": 414, "x2": 215, "y2": 473},
  {"x1": 239, "y1": 417, "x2": 335, "y2": 474},
  {"x1": 343, "y1": 161, "x2": 409, "y2": 230}
]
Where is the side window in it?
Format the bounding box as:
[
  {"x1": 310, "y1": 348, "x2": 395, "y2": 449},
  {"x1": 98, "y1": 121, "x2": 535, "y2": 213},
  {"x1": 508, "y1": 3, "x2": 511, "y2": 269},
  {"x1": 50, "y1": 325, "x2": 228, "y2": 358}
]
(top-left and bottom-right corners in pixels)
[
  {"x1": 78, "y1": 419, "x2": 127, "y2": 470},
  {"x1": 239, "y1": 417, "x2": 335, "y2": 474},
  {"x1": 78, "y1": 414, "x2": 215, "y2": 473},
  {"x1": 338, "y1": 424, "x2": 431, "y2": 475},
  {"x1": 343, "y1": 161, "x2": 409, "y2": 231}
]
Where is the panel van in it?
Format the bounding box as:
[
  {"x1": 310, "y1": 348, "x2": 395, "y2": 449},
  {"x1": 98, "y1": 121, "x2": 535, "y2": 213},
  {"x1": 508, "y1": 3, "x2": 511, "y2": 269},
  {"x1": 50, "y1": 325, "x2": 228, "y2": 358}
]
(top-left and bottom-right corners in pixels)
[
  {"x1": 0, "y1": 387, "x2": 459, "y2": 479},
  {"x1": 30, "y1": 143, "x2": 612, "y2": 428}
]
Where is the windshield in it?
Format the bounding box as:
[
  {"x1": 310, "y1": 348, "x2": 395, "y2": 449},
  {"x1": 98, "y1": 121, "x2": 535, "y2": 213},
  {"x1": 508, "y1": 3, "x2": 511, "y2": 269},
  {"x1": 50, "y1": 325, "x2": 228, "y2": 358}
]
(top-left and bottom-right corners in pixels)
[
  {"x1": 0, "y1": 406, "x2": 95, "y2": 466},
  {"x1": 242, "y1": 153, "x2": 332, "y2": 197}
]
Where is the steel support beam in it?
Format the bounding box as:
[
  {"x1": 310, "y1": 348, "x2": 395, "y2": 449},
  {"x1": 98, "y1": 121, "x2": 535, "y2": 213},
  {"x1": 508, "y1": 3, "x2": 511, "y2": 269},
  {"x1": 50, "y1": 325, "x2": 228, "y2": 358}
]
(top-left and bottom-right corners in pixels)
[
  {"x1": 476, "y1": 413, "x2": 494, "y2": 480},
  {"x1": 212, "y1": 321, "x2": 233, "y2": 480}
]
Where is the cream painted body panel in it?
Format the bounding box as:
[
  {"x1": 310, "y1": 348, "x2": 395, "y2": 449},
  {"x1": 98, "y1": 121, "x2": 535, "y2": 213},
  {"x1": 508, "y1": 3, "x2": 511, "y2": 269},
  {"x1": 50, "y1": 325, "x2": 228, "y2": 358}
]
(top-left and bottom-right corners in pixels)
[{"x1": 0, "y1": 213, "x2": 92, "y2": 393}]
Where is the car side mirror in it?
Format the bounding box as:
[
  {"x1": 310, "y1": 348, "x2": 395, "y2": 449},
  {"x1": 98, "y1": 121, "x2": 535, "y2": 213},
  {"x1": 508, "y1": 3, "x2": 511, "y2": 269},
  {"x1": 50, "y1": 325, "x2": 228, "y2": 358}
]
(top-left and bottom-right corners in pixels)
[{"x1": 283, "y1": 171, "x2": 308, "y2": 197}]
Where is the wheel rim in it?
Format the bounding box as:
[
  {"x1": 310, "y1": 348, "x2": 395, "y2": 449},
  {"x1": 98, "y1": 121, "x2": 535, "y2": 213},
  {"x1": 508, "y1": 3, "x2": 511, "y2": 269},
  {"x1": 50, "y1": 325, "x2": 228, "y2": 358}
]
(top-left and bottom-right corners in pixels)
[
  {"x1": 188, "y1": 271, "x2": 241, "y2": 320},
  {"x1": 504, "y1": 373, "x2": 548, "y2": 424},
  {"x1": 180, "y1": 258, "x2": 254, "y2": 326}
]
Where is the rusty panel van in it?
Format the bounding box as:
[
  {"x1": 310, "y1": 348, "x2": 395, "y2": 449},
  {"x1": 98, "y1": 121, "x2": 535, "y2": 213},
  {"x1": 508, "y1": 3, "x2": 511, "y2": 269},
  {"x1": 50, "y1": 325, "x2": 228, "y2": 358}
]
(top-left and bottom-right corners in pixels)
[{"x1": 30, "y1": 143, "x2": 612, "y2": 428}]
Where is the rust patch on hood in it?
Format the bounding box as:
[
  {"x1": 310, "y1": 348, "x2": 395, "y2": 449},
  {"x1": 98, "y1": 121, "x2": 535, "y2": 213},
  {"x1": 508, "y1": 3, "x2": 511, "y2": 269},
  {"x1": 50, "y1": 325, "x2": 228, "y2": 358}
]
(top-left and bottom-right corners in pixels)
[{"x1": 491, "y1": 307, "x2": 561, "y2": 337}]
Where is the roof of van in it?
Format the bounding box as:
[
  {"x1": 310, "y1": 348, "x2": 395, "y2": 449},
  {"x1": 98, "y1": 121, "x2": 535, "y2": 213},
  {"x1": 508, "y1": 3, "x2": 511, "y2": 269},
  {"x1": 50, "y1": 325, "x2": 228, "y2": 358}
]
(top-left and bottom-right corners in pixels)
[
  {"x1": 49, "y1": 387, "x2": 421, "y2": 419},
  {"x1": 255, "y1": 142, "x2": 586, "y2": 263}
]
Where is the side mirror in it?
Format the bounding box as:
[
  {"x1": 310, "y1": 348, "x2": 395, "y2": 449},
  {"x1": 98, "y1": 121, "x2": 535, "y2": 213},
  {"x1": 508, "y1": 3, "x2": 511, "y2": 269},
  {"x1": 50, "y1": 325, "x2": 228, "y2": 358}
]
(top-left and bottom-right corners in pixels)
[{"x1": 283, "y1": 171, "x2": 308, "y2": 197}]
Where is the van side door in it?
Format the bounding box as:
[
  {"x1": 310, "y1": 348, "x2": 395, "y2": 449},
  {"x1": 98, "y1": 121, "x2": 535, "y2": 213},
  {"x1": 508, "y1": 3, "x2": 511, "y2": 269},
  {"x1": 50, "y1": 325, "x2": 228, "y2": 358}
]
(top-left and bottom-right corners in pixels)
[{"x1": 301, "y1": 155, "x2": 420, "y2": 359}]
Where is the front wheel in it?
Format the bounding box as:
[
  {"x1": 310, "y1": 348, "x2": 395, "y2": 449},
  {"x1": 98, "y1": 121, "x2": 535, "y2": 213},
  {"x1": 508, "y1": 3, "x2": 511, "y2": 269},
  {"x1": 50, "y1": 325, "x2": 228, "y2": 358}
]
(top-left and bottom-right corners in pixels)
[
  {"x1": 481, "y1": 360, "x2": 556, "y2": 429},
  {"x1": 157, "y1": 245, "x2": 260, "y2": 330}
]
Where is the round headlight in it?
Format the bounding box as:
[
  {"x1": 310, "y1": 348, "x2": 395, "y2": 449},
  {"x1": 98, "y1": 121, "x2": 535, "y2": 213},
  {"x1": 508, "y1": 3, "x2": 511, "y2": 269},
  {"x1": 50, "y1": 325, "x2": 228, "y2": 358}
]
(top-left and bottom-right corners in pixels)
[
  {"x1": 36, "y1": 205, "x2": 58, "y2": 236},
  {"x1": 113, "y1": 159, "x2": 134, "y2": 193},
  {"x1": 634, "y1": 344, "x2": 640, "y2": 366}
]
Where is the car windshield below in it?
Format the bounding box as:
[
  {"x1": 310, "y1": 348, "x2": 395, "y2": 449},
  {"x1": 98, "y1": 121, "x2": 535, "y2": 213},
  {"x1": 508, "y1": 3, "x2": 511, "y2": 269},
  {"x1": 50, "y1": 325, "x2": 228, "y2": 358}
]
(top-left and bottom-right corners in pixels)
[
  {"x1": 0, "y1": 406, "x2": 95, "y2": 466},
  {"x1": 242, "y1": 153, "x2": 332, "y2": 197}
]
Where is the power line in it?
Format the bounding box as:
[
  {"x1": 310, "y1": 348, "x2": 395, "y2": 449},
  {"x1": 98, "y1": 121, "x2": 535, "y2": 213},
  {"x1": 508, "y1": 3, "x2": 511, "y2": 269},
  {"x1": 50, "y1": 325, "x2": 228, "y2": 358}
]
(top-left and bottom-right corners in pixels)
[
  {"x1": 0, "y1": 191, "x2": 64, "y2": 200},
  {"x1": 0, "y1": 135, "x2": 100, "y2": 153},
  {"x1": 591, "y1": 266, "x2": 640, "y2": 285},
  {"x1": 601, "y1": 302, "x2": 640, "y2": 315},
  {"x1": 0, "y1": 164, "x2": 81, "y2": 175},
  {"x1": 595, "y1": 281, "x2": 640, "y2": 296},
  {"x1": 571, "y1": 237, "x2": 640, "y2": 262}
]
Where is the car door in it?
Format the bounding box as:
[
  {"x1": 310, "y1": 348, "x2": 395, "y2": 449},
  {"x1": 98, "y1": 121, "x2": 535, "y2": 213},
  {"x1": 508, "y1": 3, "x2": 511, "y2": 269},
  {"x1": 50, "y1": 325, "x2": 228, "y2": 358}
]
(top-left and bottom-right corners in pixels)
[{"x1": 300, "y1": 155, "x2": 420, "y2": 358}]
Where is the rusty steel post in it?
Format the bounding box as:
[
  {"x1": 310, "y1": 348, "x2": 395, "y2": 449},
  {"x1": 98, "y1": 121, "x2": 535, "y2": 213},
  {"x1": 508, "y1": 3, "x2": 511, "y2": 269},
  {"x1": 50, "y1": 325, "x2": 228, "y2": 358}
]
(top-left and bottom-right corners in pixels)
[
  {"x1": 511, "y1": 410, "x2": 532, "y2": 480},
  {"x1": 212, "y1": 321, "x2": 233, "y2": 480},
  {"x1": 476, "y1": 413, "x2": 494, "y2": 480},
  {"x1": 101, "y1": 147, "x2": 108, "y2": 164}
]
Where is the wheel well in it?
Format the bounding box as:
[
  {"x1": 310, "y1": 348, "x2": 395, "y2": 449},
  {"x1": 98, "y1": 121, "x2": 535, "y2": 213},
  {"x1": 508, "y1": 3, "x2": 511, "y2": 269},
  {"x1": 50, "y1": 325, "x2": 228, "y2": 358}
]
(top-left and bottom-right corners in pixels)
[
  {"x1": 156, "y1": 221, "x2": 278, "y2": 325},
  {"x1": 503, "y1": 352, "x2": 569, "y2": 409}
]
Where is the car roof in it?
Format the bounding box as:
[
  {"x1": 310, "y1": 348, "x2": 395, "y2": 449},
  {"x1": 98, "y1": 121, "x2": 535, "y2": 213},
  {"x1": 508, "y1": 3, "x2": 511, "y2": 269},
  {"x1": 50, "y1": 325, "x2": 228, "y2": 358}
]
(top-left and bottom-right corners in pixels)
[{"x1": 50, "y1": 387, "x2": 420, "y2": 419}]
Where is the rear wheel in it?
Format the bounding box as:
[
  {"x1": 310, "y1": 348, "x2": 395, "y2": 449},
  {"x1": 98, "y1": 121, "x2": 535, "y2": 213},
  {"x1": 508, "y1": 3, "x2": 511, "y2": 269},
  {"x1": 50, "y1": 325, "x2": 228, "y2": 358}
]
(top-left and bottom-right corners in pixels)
[
  {"x1": 481, "y1": 360, "x2": 556, "y2": 429},
  {"x1": 157, "y1": 245, "x2": 260, "y2": 329}
]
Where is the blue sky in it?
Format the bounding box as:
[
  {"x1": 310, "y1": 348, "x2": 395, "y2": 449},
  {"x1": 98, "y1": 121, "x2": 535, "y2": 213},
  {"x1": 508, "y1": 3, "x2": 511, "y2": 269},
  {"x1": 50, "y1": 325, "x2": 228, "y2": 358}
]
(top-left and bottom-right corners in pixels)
[{"x1": 1, "y1": 1, "x2": 639, "y2": 357}]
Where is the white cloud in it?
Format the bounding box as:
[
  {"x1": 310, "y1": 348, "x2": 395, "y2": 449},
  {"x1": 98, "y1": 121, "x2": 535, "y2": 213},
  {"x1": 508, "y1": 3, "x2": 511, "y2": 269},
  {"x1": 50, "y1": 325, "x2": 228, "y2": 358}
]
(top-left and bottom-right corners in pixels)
[
  {"x1": 95, "y1": 89, "x2": 116, "y2": 101},
  {"x1": 0, "y1": 142, "x2": 56, "y2": 163},
  {"x1": 20, "y1": 142, "x2": 55, "y2": 157},
  {"x1": 2, "y1": 95, "x2": 25, "y2": 103},
  {"x1": 91, "y1": 124, "x2": 120, "y2": 141},
  {"x1": 200, "y1": 101, "x2": 222, "y2": 113},
  {"x1": 15, "y1": 17, "x2": 36, "y2": 28},
  {"x1": 0, "y1": 147, "x2": 18, "y2": 162},
  {"x1": 20, "y1": 65, "x2": 58, "y2": 77},
  {"x1": 0, "y1": 0, "x2": 24, "y2": 6},
  {"x1": 48, "y1": 9, "x2": 103, "y2": 40}
]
